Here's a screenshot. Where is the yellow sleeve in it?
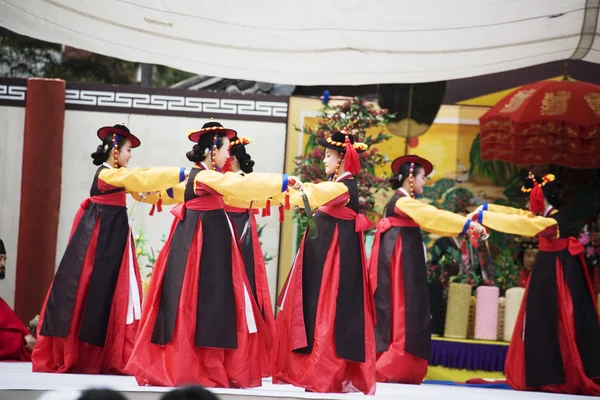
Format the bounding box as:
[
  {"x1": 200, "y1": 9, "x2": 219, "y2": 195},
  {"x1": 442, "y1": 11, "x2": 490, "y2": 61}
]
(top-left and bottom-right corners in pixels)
[
  {"x1": 486, "y1": 203, "x2": 534, "y2": 217},
  {"x1": 130, "y1": 182, "x2": 185, "y2": 206},
  {"x1": 196, "y1": 170, "x2": 288, "y2": 201},
  {"x1": 395, "y1": 197, "x2": 471, "y2": 236},
  {"x1": 99, "y1": 167, "x2": 185, "y2": 193},
  {"x1": 288, "y1": 182, "x2": 349, "y2": 209},
  {"x1": 223, "y1": 191, "x2": 288, "y2": 209},
  {"x1": 480, "y1": 211, "x2": 559, "y2": 237}
]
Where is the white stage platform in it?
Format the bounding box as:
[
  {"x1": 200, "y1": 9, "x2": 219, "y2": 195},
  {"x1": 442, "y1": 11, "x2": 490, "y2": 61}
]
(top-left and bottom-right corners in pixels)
[{"x1": 0, "y1": 362, "x2": 595, "y2": 400}]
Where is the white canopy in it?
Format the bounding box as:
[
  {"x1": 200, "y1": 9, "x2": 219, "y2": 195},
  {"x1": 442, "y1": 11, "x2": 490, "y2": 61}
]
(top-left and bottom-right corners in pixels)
[{"x1": 1, "y1": 0, "x2": 598, "y2": 85}]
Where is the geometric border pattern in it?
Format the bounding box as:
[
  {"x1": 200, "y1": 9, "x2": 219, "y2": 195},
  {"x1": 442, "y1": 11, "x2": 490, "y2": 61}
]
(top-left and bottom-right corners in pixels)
[{"x1": 0, "y1": 78, "x2": 288, "y2": 123}]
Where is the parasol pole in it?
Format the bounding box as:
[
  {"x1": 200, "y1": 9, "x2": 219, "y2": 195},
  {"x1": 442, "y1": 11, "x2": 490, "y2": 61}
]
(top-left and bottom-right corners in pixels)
[{"x1": 562, "y1": 61, "x2": 571, "y2": 81}]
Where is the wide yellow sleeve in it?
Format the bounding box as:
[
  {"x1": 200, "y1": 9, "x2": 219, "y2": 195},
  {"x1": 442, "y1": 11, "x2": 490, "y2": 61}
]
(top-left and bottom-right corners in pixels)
[
  {"x1": 395, "y1": 197, "x2": 470, "y2": 237},
  {"x1": 481, "y1": 211, "x2": 559, "y2": 237},
  {"x1": 288, "y1": 182, "x2": 348, "y2": 209},
  {"x1": 196, "y1": 170, "x2": 288, "y2": 201},
  {"x1": 223, "y1": 192, "x2": 288, "y2": 209},
  {"x1": 130, "y1": 182, "x2": 185, "y2": 206},
  {"x1": 486, "y1": 203, "x2": 534, "y2": 217},
  {"x1": 99, "y1": 167, "x2": 185, "y2": 193}
]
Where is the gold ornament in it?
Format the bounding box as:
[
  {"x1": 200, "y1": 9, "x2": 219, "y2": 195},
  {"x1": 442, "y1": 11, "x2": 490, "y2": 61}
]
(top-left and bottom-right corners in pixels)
[
  {"x1": 584, "y1": 92, "x2": 600, "y2": 118},
  {"x1": 500, "y1": 89, "x2": 537, "y2": 114},
  {"x1": 540, "y1": 91, "x2": 571, "y2": 116}
]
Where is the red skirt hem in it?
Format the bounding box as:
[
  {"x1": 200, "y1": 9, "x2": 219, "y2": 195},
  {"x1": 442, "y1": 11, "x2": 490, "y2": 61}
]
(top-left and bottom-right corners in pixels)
[
  {"x1": 505, "y1": 257, "x2": 600, "y2": 395},
  {"x1": 271, "y1": 230, "x2": 376, "y2": 394},
  {"x1": 32, "y1": 221, "x2": 142, "y2": 375},
  {"x1": 125, "y1": 216, "x2": 266, "y2": 388}
]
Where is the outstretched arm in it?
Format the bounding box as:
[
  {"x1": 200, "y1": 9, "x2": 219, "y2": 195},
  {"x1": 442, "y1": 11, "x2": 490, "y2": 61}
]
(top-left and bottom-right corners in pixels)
[
  {"x1": 473, "y1": 203, "x2": 534, "y2": 217},
  {"x1": 395, "y1": 197, "x2": 473, "y2": 237},
  {"x1": 287, "y1": 182, "x2": 349, "y2": 209},
  {"x1": 478, "y1": 211, "x2": 559, "y2": 237},
  {"x1": 130, "y1": 181, "x2": 186, "y2": 206},
  {"x1": 195, "y1": 170, "x2": 289, "y2": 201},
  {"x1": 99, "y1": 167, "x2": 187, "y2": 193}
]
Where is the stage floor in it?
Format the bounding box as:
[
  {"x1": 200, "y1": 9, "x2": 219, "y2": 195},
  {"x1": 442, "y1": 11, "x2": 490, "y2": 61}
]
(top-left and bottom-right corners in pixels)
[{"x1": 0, "y1": 362, "x2": 595, "y2": 400}]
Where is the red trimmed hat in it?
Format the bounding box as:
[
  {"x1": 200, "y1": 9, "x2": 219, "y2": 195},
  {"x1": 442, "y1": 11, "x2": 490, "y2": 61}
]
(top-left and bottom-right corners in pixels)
[
  {"x1": 317, "y1": 130, "x2": 368, "y2": 153},
  {"x1": 229, "y1": 136, "x2": 251, "y2": 150},
  {"x1": 188, "y1": 121, "x2": 237, "y2": 143},
  {"x1": 391, "y1": 155, "x2": 433, "y2": 176},
  {"x1": 97, "y1": 124, "x2": 141, "y2": 148}
]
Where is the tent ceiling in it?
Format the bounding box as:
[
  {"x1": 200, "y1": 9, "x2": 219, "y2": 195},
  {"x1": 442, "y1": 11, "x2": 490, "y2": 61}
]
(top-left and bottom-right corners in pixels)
[{"x1": 1, "y1": 0, "x2": 599, "y2": 85}]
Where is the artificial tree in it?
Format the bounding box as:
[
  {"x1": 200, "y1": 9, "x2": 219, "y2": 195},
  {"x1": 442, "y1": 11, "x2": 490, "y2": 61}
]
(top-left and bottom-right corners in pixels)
[{"x1": 293, "y1": 98, "x2": 392, "y2": 239}]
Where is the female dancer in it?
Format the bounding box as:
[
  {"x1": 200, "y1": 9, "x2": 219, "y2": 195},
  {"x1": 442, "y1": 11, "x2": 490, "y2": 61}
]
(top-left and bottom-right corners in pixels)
[
  {"x1": 472, "y1": 173, "x2": 600, "y2": 395},
  {"x1": 126, "y1": 121, "x2": 300, "y2": 388},
  {"x1": 272, "y1": 130, "x2": 376, "y2": 394},
  {"x1": 32, "y1": 124, "x2": 187, "y2": 374},
  {"x1": 223, "y1": 135, "x2": 276, "y2": 377},
  {"x1": 368, "y1": 155, "x2": 484, "y2": 384}
]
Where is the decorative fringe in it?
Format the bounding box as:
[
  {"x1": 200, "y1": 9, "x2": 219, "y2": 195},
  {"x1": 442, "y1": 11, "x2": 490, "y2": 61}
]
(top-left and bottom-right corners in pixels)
[
  {"x1": 149, "y1": 196, "x2": 163, "y2": 216},
  {"x1": 285, "y1": 190, "x2": 290, "y2": 210},
  {"x1": 279, "y1": 204, "x2": 284, "y2": 222},
  {"x1": 221, "y1": 156, "x2": 232, "y2": 173},
  {"x1": 262, "y1": 198, "x2": 272, "y2": 217},
  {"x1": 529, "y1": 184, "x2": 545, "y2": 214},
  {"x1": 343, "y1": 135, "x2": 360, "y2": 175}
]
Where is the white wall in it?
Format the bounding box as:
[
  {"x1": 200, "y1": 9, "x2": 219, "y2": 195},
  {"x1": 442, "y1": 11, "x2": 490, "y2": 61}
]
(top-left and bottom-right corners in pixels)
[
  {"x1": 0, "y1": 106, "x2": 25, "y2": 307},
  {"x1": 58, "y1": 111, "x2": 287, "y2": 305}
]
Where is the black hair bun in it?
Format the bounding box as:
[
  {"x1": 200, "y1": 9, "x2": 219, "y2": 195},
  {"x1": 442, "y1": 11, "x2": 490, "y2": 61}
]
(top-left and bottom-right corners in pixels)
[
  {"x1": 91, "y1": 144, "x2": 109, "y2": 166},
  {"x1": 543, "y1": 179, "x2": 564, "y2": 208},
  {"x1": 389, "y1": 176, "x2": 401, "y2": 190},
  {"x1": 239, "y1": 153, "x2": 255, "y2": 174},
  {"x1": 186, "y1": 144, "x2": 209, "y2": 162}
]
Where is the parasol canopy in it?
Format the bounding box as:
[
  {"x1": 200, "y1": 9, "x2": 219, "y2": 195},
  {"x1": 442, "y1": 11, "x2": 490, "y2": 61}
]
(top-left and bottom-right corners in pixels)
[{"x1": 479, "y1": 76, "x2": 600, "y2": 168}]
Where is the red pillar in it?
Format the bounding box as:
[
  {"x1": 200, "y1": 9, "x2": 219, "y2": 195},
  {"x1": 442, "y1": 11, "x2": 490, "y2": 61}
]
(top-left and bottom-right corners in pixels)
[{"x1": 14, "y1": 78, "x2": 65, "y2": 323}]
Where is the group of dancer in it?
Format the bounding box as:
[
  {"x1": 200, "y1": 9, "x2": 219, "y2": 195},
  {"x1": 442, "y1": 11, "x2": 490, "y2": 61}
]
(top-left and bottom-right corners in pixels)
[{"x1": 29, "y1": 121, "x2": 600, "y2": 396}]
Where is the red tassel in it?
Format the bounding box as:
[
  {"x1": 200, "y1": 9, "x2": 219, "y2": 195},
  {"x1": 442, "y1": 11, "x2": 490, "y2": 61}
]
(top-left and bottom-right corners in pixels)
[
  {"x1": 343, "y1": 135, "x2": 360, "y2": 175},
  {"x1": 157, "y1": 197, "x2": 163, "y2": 213},
  {"x1": 279, "y1": 204, "x2": 284, "y2": 222},
  {"x1": 221, "y1": 156, "x2": 232, "y2": 173},
  {"x1": 265, "y1": 198, "x2": 271, "y2": 216},
  {"x1": 285, "y1": 190, "x2": 290, "y2": 210},
  {"x1": 529, "y1": 184, "x2": 545, "y2": 214},
  {"x1": 149, "y1": 204, "x2": 155, "y2": 216}
]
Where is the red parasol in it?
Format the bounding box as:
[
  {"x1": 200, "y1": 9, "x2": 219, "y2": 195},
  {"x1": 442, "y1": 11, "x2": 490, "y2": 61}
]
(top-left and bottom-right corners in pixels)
[{"x1": 479, "y1": 71, "x2": 600, "y2": 169}]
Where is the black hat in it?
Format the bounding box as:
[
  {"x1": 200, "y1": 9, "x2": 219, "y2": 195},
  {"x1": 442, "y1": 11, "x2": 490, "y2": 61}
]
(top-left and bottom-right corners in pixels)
[
  {"x1": 515, "y1": 236, "x2": 539, "y2": 250},
  {"x1": 188, "y1": 121, "x2": 237, "y2": 143},
  {"x1": 520, "y1": 173, "x2": 544, "y2": 194},
  {"x1": 0, "y1": 239, "x2": 5, "y2": 255},
  {"x1": 97, "y1": 124, "x2": 141, "y2": 148},
  {"x1": 391, "y1": 155, "x2": 433, "y2": 177},
  {"x1": 317, "y1": 130, "x2": 368, "y2": 154}
]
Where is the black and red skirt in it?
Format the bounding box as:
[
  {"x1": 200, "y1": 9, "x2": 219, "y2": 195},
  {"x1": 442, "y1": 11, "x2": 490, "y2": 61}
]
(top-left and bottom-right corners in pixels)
[
  {"x1": 505, "y1": 237, "x2": 600, "y2": 395},
  {"x1": 33, "y1": 191, "x2": 142, "y2": 374}
]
